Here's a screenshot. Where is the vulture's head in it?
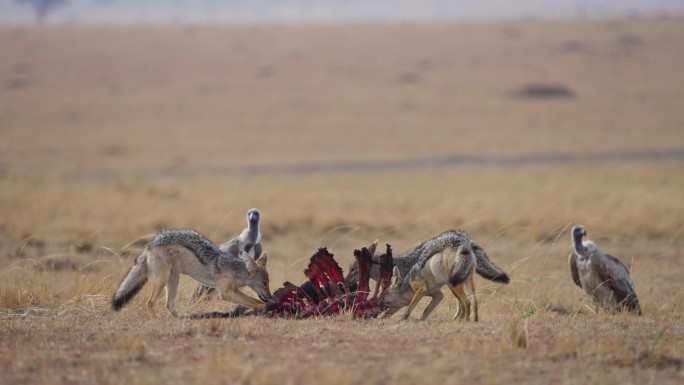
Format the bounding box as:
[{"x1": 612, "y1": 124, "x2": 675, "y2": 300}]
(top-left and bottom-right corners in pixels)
[
  {"x1": 572, "y1": 225, "x2": 587, "y2": 241},
  {"x1": 247, "y1": 208, "x2": 260, "y2": 225}
]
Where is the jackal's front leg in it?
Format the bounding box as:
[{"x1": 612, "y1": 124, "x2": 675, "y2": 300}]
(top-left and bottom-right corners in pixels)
[
  {"x1": 420, "y1": 291, "x2": 444, "y2": 320},
  {"x1": 220, "y1": 288, "x2": 266, "y2": 310},
  {"x1": 402, "y1": 286, "x2": 426, "y2": 320},
  {"x1": 381, "y1": 307, "x2": 400, "y2": 319}
]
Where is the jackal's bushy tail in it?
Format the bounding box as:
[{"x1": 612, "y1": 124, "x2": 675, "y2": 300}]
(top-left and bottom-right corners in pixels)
[
  {"x1": 112, "y1": 253, "x2": 149, "y2": 311},
  {"x1": 473, "y1": 244, "x2": 510, "y2": 284},
  {"x1": 449, "y1": 248, "x2": 476, "y2": 287}
]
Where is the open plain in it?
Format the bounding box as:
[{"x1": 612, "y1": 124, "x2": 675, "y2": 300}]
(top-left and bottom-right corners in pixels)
[{"x1": 1, "y1": 17, "x2": 683, "y2": 384}]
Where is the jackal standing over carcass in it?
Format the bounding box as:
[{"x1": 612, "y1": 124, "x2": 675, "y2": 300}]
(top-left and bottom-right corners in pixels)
[
  {"x1": 112, "y1": 229, "x2": 271, "y2": 317},
  {"x1": 381, "y1": 236, "x2": 478, "y2": 321}
]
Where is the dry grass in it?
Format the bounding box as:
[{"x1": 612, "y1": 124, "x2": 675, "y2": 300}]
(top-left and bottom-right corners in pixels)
[{"x1": 1, "y1": 17, "x2": 684, "y2": 384}]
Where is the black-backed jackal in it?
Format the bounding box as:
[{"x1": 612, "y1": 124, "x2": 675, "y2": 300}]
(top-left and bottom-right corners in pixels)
[
  {"x1": 346, "y1": 229, "x2": 506, "y2": 320},
  {"x1": 381, "y1": 242, "x2": 478, "y2": 321},
  {"x1": 112, "y1": 229, "x2": 271, "y2": 317},
  {"x1": 345, "y1": 229, "x2": 509, "y2": 290},
  {"x1": 192, "y1": 208, "x2": 263, "y2": 301}
]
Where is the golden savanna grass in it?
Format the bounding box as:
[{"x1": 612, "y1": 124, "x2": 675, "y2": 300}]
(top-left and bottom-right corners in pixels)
[{"x1": 1, "y1": 17, "x2": 684, "y2": 384}]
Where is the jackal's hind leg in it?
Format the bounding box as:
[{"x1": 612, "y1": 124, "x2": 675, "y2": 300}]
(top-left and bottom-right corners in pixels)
[
  {"x1": 448, "y1": 284, "x2": 470, "y2": 321},
  {"x1": 165, "y1": 271, "x2": 181, "y2": 318},
  {"x1": 466, "y1": 272, "x2": 478, "y2": 322},
  {"x1": 146, "y1": 277, "x2": 166, "y2": 317}
]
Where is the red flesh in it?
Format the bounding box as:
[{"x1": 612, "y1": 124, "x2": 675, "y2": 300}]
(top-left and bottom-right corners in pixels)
[{"x1": 265, "y1": 245, "x2": 393, "y2": 318}]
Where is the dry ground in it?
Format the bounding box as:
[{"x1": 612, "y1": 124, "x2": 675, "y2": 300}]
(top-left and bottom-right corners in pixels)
[{"x1": 1, "y1": 17, "x2": 683, "y2": 384}]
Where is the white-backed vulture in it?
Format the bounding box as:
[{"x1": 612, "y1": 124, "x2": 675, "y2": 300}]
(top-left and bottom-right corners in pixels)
[{"x1": 569, "y1": 225, "x2": 641, "y2": 315}]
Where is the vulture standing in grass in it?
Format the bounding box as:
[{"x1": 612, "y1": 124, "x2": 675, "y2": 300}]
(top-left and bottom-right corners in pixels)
[
  {"x1": 568, "y1": 225, "x2": 641, "y2": 315},
  {"x1": 219, "y1": 208, "x2": 263, "y2": 259},
  {"x1": 192, "y1": 208, "x2": 263, "y2": 301}
]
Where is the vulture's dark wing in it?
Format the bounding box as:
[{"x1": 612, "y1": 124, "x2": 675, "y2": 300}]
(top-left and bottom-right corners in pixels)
[
  {"x1": 568, "y1": 253, "x2": 582, "y2": 288},
  {"x1": 592, "y1": 248, "x2": 642, "y2": 315}
]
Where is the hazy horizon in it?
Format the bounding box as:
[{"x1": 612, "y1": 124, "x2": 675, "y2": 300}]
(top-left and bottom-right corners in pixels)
[{"x1": 2, "y1": 0, "x2": 683, "y2": 25}]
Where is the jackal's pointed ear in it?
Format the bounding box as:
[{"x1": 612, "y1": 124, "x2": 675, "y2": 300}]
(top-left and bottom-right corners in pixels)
[
  {"x1": 346, "y1": 259, "x2": 358, "y2": 276},
  {"x1": 391, "y1": 266, "x2": 401, "y2": 287},
  {"x1": 368, "y1": 239, "x2": 379, "y2": 255},
  {"x1": 244, "y1": 254, "x2": 258, "y2": 276},
  {"x1": 408, "y1": 265, "x2": 419, "y2": 280},
  {"x1": 345, "y1": 259, "x2": 359, "y2": 284},
  {"x1": 255, "y1": 252, "x2": 268, "y2": 268}
]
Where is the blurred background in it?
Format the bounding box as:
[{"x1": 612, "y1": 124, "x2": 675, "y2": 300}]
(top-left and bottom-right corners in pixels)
[
  {"x1": 2, "y1": 4, "x2": 684, "y2": 383},
  {"x1": 2, "y1": 1, "x2": 684, "y2": 24},
  {"x1": 1, "y1": 0, "x2": 683, "y2": 304}
]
